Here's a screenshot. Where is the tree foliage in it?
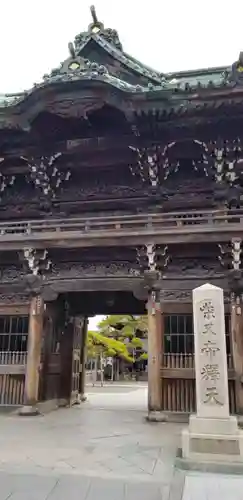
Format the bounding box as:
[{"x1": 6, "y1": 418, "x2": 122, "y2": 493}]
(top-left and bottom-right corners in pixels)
[
  {"x1": 87, "y1": 315, "x2": 148, "y2": 364},
  {"x1": 92, "y1": 314, "x2": 148, "y2": 363},
  {"x1": 87, "y1": 330, "x2": 133, "y2": 362},
  {"x1": 98, "y1": 315, "x2": 147, "y2": 338}
]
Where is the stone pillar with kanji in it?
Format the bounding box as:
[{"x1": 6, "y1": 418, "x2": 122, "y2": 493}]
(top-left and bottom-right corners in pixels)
[
  {"x1": 182, "y1": 283, "x2": 243, "y2": 463},
  {"x1": 19, "y1": 295, "x2": 44, "y2": 415}
]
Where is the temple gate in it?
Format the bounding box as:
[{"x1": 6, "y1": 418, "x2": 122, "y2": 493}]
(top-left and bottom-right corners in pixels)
[{"x1": 0, "y1": 6, "x2": 243, "y2": 418}]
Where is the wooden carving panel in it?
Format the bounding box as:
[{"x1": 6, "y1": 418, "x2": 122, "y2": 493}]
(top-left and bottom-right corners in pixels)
[{"x1": 51, "y1": 262, "x2": 139, "y2": 279}]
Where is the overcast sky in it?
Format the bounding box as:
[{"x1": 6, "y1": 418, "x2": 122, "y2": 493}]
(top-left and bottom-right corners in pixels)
[{"x1": 1, "y1": 0, "x2": 243, "y2": 94}]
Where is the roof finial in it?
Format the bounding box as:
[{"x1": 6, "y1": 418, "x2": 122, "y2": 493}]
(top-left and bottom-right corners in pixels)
[
  {"x1": 88, "y1": 5, "x2": 104, "y2": 33},
  {"x1": 90, "y1": 5, "x2": 98, "y2": 25},
  {"x1": 68, "y1": 42, "x2": 75, "y2": 59}
]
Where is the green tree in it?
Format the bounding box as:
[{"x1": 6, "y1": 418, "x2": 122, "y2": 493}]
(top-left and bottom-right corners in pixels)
[
  {"x1": 97, "y1": 315, "x2": 148, "y2": 362},
  {"x1": 87, "y1": 330, "x2": 133, "y2": 362},
  {"x1": 87, "y1": 329, "x2": 134, "y2": 383}
]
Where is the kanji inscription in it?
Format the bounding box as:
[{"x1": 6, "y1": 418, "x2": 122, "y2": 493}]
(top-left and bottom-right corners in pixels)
[{"x1": 193, "y1": 284, "x2": 230, "y2": 418}]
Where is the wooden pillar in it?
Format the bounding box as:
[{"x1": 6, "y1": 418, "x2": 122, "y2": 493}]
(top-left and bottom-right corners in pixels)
[
  {"x1": 19, "y1": 295, "x2": 44, "y2": 415},
  {"x1": 59, "y1": 320, "x2": 73, "y2": 405},
  {"x1": 147, "y1": 290, "x2": 166, "y2": 421},
  {"x1": 231, "y1": 295, "x2": 243, "y2": 414},
  {"x1": 39, "y1": 302, "x2": 55, "y2": 402},
  {"x1": 78, "y1": 317, "x2": 88, "y2": 402}
]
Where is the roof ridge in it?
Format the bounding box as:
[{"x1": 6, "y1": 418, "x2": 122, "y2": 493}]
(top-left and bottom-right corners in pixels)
[{"x1": 167, "y1": 65, "x2": 230, "y2": 78}]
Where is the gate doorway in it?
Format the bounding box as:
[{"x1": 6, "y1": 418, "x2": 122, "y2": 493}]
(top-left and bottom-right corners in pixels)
[
  {"x1": 61, "y1": 291, "x2": 236, "y2": 416},
  {"x1": 62, "y1": 291, "x2": 148, "y2": 411}
]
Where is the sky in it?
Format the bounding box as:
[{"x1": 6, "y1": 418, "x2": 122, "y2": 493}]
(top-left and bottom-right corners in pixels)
[
  {"x1": 1, "y1": 0, "x2": 243, "y2": 94},
  {"x1": 89, "y1": 315, "x2": 104, "y2": 331}
]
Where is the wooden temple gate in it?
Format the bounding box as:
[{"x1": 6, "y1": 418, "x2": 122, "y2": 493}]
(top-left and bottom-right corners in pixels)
[{"x1": 2, "y1": 7, "x2": 243, "y2": 417}]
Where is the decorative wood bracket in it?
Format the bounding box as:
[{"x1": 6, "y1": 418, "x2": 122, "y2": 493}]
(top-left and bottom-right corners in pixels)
[
  {"x1": 220, "y1": 239, "x2": 243, "y2": 296},
  {"x1": 196, "y1": 138, "x2": 243, "y2": 187},
  {"x1": 218, "y1": 239, "x2": 242, "y2": 271},
  {"x1": 129, "y1": 143, "x2": 180, "y2": 186},
  {"x1": 21, "y1": 153, "x2": 71, "y2": 198},
  {"x1": 136, "y1": 244, "x2": 170, "y2": 274},
  {"x1": 23, "y1": 248, "x2": 52, "y2": 276}
]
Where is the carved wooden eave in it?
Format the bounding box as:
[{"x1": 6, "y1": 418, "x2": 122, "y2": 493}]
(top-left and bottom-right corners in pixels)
[
  {"x1": 3, "y1": 89, "x2": 243, "y2": 137},
  {"x1": 1, "y1": 66, "x2": 243, "y2": 129},
  {"x1": 0, "y1": 83, "x2": 136, "y2": 121}
]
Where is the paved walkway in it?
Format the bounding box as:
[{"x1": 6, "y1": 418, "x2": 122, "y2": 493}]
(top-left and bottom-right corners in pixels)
[
  {"x1": 87, "y1": 382, "x2": 148, "y2": 411},
  {"x1": 0, "y1": 384, "x2": 243, "y2": 499},
  {"x1": 182, "y1": 473, "x2": 243, "y2": 500}
]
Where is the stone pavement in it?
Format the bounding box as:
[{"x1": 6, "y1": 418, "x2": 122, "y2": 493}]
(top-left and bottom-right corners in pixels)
[
  {"x1": 182, "y1": 473, "x2": 243, "y2": 500},
  {"x1": 0, "y1": 384, "x2": 179, "y2": 499},
  {"x1": 87, "y1": 382, "x2": 148, "y2": 410},
  {"x1": 0, "y1": 383, "x2": 243, "y2": 499}
]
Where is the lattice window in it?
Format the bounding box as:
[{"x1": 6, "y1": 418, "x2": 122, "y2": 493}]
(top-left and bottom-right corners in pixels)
[
  {"x1": 164, "y1": 313, "x2": 231, "y2": 354},
  {"x1": 0, "y1": 316, "x2": 29, "y2": 351}
]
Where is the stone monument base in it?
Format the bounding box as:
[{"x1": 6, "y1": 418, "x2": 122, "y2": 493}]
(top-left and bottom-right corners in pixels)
[{"x1": 182, "y1": 415, "x2": 243, "y2": 463}]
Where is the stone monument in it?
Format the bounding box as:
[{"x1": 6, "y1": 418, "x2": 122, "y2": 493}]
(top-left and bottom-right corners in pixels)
[{"x1": 182, "y1": 283, "x2": 243, "y2": 463}]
